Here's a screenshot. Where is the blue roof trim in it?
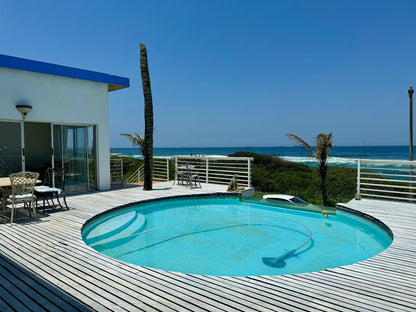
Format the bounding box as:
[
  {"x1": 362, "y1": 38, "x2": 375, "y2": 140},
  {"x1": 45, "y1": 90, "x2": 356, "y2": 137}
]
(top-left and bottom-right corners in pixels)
[{"x1": 0, "y1": 54, "x2": 129, "y2": 91}]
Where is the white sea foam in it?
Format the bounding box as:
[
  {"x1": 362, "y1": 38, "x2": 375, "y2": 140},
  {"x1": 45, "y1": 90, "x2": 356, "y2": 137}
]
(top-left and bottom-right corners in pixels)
[{"x1": 281, "y1": 156, "x2": 358, "y2": 167}]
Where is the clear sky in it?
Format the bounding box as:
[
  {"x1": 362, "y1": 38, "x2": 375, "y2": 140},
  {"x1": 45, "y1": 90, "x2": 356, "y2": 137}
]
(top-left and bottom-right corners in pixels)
[{"x1": 2, "y1": 0, "x2": 416, "y2": 147}]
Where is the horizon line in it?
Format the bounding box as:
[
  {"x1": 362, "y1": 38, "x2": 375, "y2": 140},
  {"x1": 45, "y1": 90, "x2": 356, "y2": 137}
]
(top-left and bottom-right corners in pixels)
[{"x1": 111, "y1": 145, "x2": 411, "y2": 149}]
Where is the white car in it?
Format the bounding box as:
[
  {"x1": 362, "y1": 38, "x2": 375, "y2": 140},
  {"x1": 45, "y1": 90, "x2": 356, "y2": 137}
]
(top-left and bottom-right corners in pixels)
[{"x1": 262, "y1": 194, "x2": 309, "y2": 205}]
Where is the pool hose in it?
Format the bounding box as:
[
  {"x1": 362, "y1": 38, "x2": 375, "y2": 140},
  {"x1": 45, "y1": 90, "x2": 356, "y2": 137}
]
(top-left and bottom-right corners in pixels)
[{"x1": 262, "y1": 218, "x2": 312, "y2": 268}]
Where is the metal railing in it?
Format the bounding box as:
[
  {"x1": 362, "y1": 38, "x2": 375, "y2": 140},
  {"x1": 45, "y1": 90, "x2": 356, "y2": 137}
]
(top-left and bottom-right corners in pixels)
[
  {"x1": 124, "y1": 164, "x2": 144, "y2": 184},
  {"x1": 110, "y1": 158, "x2": 123, "y2": 184},
  {"x1": 153, "y1": 157, "x2": 170, "y2": 182},
  {"x1": 117, "y1": 156, "x2": 252, "y2": 187},
  {"x1": 356, "y1": 159, "x2": 416, "y2": 202},
  {"x1": 174, "y1": 156, "x2": 253, "y2": 187},
  {"x1": 123, "y1": 157, "x2": 170, "y2": 184}
]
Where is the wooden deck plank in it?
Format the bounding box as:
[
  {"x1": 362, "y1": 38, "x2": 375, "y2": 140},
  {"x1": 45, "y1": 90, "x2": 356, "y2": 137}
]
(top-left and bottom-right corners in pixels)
[
  {"x1": 139, "y1": 268, "x2": 263, "y2": 312},
  {"x1": 0, "y1": 297, "x2": 15, "y2": 312},
  {"x1": 0, "y1": 283, "x2": 32, "y2": 312},
  {"x1": 245, "y1": 275, "x2": 368, "y2": 312},
  {"x1": 1, "y1": 224, "x2": 188, "y2": 311},
  {"x1": 201, "y1": 275, "x2": 337, "y2": 312},
  {"x1": 19, "y1": 238, "x2": 215, "y2": 312},
  {"x1": 279, "y1": 273, "x2": 416, "y2": 311},
  {"x1": 0, "y1": 243, "x2": 114, "y2": 311},
  {"x1": 0, "y1": 256, "x2": 71, "y2": 312},
  {"x1": 1, "y1": 184, "x2": 416, "y2": 311},
  {"x1": 10, "y1": 222, "x2": 229, "y2": 311}
]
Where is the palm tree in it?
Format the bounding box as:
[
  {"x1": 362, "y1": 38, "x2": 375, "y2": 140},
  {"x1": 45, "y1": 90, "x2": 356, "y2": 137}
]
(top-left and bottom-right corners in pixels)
[
  {"x1": 120, "y1": 132, "x2": 145, "y2": 155},
  {"x1": 140, "y1": 43, "x2": 154, "y2": 191},
  {"x1": 286, "y1": 133, "x2": 334, "y2": 206}
]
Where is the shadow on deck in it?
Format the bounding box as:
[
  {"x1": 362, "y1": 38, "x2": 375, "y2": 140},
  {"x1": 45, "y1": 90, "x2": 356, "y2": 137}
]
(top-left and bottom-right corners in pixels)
[{"x1": 0, "y1": 251, "x2": 92, "y2": 311}]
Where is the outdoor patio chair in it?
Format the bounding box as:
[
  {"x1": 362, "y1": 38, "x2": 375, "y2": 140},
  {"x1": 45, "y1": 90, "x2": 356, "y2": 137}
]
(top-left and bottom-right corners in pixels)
[
  {"x1": 178, "y1": 164, "x2": 201, "y2": 187},
  {"x1": 177, "y1": 171, "x2": 188, "y2": 185},
  {"x1": 0, "y1": 187, "x2": 11, "y2": 216},
  {"x1": 35, "y1": 167, "x2": 68, "y2": 213},
  {"x1": 2, "y1": 171, "x2": 39, "y2": 224},
  {"x1": 34, "y1": 167, "x2": 54, "y2": 212},
  {"x1": 176, "y1": 164, "x2": 190, "y2": 186},
  {"x1": 51, "y1": 167, "x2": 68, "y2": 210},
  {"x1": 190, "y1": 174, "x2": 201, "y2": 188}
]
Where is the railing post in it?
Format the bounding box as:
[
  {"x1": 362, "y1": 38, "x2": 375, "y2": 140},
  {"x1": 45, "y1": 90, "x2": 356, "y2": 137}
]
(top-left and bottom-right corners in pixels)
[
  {"x1": 120, "y1": 159, "x2": 123, "y2": 184},
  {"x1": 206, "y1": 157, "x2": 209, "y2": 184},
  {"x1": 355, "y1": 159, "x2": 361, "y2": 200},
  {"x1": 174, "y1": 157, "x2": 178, "y2": 184},
  {"x1": 166, "y1": 158, "x2": 169, "y2": 181},
  {"x1": 248, "y1": 158, "x2": 251, "y2": 188}
]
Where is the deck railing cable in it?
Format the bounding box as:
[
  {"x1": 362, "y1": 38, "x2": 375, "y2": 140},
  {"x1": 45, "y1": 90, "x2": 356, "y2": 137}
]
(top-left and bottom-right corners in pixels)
[
  {"x1": 356, "y1": 159, "x2": 416, "y2": 202},
  {"x1": 174, "y1": 156, "x2": 253, "y2": 187}
]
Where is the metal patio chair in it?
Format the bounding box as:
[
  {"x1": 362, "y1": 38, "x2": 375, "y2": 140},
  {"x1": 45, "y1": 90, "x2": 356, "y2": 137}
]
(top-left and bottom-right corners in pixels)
[
  {"x1": 176, "y1": 164, "x2": 190, "y2": 186},
  {"x1": 35, "y1": 167, "x2": 68, "y2": 213},
  {"x1": 2, "y1": 171, "x2": 39, "y2": 224}
]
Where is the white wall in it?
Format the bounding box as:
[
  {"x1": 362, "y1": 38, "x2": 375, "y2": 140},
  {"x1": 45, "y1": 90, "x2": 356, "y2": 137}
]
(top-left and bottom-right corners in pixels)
[{"x1": 0, "y1": 67, "x2": 111, "y2": 190}]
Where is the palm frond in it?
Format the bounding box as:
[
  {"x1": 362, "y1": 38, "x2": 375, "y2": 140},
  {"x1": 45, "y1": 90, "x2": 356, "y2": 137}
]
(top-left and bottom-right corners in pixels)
[
  {"x1": 286, "y1": 133, "x2": 317, "y2": 158},
  {"x1": 316, "y1": 133, "x2": 334, "y2": 163},
  {"x1": 120, "y1": 133, "x2": 145, "y2": 148}
]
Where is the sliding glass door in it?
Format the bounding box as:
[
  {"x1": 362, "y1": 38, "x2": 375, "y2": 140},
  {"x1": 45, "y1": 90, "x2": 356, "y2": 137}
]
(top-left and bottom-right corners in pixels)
[
  {"x1": 0, "y1": 121, "x2": 22, "y2": 177},
  {"x1": 53, "y1": 124, "x2": 96, "y2": 193},
  {"x1": 0, "y1": 121, "x2": 96, "y2": 193},
  {"x1": 87, "y1": 126, "x2": 96, "y2": 190}
]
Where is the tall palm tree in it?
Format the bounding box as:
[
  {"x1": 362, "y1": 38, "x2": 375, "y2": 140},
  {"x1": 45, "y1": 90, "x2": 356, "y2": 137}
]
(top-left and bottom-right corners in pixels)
[
  {"x1": 140, "y1": 43, "x2": 154, "y2": 191},
  {"x1": 120, "y1": 132, "x2": 145, "y2": 155},
  {"x1": 286, "y1": 133, "x2": 334, "y2": 206}
]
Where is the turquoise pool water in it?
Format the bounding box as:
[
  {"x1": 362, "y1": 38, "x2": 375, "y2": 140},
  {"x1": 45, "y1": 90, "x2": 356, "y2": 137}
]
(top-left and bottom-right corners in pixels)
[{"x1": 82, "y1": 196, "x2": 392, "y2": 276}]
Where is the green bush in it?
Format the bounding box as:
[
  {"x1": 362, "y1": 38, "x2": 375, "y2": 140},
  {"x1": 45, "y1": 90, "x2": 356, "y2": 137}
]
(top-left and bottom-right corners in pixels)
[{"x1": 229, "y1": 151, "x2": 357, "y2": 206}]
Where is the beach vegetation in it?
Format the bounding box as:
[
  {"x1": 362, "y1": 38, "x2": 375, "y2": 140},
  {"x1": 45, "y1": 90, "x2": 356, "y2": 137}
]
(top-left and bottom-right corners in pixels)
[
  {"x1": 286, "y1": 133, "x2": 334, "y2": 206},
  {"x1": 229, "y1": 151, "x2": 356, "y2": 206}
]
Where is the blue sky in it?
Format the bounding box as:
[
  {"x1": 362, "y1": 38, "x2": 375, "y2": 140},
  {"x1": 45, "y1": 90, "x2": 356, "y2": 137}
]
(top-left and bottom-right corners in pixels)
[{"x1": 2, "y1": 0, "x2": 416, "y2": 147}]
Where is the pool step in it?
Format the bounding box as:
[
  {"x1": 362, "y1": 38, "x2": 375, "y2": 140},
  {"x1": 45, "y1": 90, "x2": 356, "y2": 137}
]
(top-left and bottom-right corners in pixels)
[{"x1": 84, "y1": 211, "x2": 146, "y2": 248}]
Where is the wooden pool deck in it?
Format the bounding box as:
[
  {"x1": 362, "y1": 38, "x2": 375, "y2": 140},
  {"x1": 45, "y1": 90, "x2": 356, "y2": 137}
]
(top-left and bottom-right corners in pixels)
[{"x1": 1, "y1": 182, "x2": 415, "y2": 311}]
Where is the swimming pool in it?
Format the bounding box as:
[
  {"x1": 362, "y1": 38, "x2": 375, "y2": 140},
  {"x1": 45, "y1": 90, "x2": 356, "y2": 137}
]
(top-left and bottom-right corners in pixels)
[{"x1": 82, "y1": 195, "x2": 392, "y2": 276}]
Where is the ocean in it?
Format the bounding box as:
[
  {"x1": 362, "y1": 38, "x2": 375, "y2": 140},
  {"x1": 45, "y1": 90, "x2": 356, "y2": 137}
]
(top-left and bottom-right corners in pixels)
[{"x1": 110, "y1": 146, "x2": 413, "y2": 168}]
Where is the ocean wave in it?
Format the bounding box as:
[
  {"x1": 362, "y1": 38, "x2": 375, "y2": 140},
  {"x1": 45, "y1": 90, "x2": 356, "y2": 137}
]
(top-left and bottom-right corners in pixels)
[
  {"x1": 118, "y1": 153, "x2": 359, "y2": 166},
  {"x1": 118, "y1": 154, "x2": 143, "y2": 159},
  {"x1": 281, "y1": 156, "x2": 358, "y2": 166}
]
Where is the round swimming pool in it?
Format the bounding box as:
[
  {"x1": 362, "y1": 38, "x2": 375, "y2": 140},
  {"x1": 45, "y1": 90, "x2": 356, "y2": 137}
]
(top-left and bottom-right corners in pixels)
[{"x1": 81, "y1": 195, "x2": 392, "y2": 276}]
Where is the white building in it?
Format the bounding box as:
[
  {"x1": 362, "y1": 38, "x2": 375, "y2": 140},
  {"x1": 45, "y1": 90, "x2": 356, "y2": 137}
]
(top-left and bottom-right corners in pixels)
[{"x1": 0, "y1": 54, "x2": 129, "y2": 193}]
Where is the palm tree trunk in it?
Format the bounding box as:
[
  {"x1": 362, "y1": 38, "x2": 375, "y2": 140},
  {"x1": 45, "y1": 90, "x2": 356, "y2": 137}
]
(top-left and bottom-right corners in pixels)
[
  {"x1": 140, "y1": 43, "x2": 153, "y2": 190},
  {"x1": 319, "y1": 164, "x2": 328, "y2": 206}
]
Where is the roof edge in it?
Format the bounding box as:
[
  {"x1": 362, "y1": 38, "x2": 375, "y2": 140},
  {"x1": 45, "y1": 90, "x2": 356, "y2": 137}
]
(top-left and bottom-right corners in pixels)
[{"x1": 0, "y1": 54, "x2": 130, "y2": 91}]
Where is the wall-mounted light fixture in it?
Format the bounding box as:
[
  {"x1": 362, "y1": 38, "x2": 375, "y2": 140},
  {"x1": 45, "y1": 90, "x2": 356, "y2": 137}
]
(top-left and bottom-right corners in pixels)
[{"x1": 15, "y1": 104, "x2": 32, "y2": 120}]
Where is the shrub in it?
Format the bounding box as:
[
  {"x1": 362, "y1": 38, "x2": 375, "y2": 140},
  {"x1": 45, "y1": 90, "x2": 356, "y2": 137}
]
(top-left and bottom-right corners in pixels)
[{"x1": 229, "y1": 151, "x2": 356, "y2": 206}]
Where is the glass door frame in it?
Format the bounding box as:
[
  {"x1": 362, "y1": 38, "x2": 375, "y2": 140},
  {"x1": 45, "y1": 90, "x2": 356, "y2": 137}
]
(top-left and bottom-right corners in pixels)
[{"x1": 52, "y1": 123, "x2": 97, "y2": 193}]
